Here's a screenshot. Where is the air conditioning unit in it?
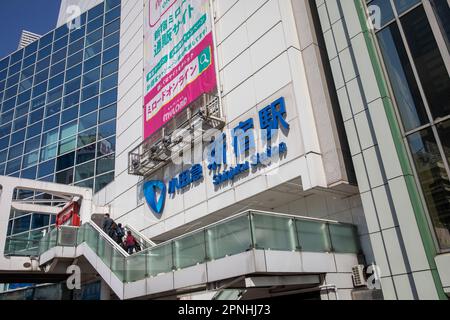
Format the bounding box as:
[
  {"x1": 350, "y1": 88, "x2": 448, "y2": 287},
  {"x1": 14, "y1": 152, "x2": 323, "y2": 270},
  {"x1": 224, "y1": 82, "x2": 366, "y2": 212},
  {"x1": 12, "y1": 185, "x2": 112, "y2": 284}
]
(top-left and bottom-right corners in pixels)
[{"x1": 352, "y1": 265, "x2": 367, "y2": 288}]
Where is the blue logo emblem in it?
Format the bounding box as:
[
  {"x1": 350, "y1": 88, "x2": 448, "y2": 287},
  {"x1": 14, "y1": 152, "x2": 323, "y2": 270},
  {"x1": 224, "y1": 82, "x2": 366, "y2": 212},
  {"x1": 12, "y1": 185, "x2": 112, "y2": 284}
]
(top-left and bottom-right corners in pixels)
[{"x1": 143, "y1": 181, "x2": 167, "y2": 216}]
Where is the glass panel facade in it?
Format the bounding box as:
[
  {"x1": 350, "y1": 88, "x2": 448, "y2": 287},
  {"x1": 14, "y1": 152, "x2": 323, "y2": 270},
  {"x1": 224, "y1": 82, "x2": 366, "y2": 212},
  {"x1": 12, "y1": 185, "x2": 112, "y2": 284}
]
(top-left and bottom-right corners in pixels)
[
  {"x1": 0, "y1": 0, "x2": 121, "y2": 247},
  {"x1": 371, "y1": 0, "x2": 450, "y2": 250}
]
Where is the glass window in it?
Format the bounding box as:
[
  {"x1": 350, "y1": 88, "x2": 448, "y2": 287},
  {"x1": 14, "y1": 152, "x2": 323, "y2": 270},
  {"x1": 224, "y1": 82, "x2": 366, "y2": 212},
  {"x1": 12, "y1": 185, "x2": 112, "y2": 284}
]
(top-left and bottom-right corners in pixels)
[
  {"x1": 100, "y1": 88, "x2": 117, "y2": 107},
  {"x1": 76, "y1": 143, "x2": 96, "y2": 164},
  {"x1": 7, "y1": 73, "x2": 20, "y2": 88},
  {"x1": 429, "y1": 0, "x2": 450, "y2": 51},
  {"x1": 101, "y1": 59, "x2": 118, "y2": 78},
  {"x1": 75, "y1": 178, "x2": 94, "y2": 189},
  {"x1": 26, "y1": 121, "x2": 42, "y2": 139},
  {"x1": 60, "y1": 121, "x2": 77, "y2": 140},
  {"x1": 36, "y1": 56, "x2": 50, "y2": 73},
  {"x1": 99, "y1": 104, "x2": 116, "y2": 123},
  {"x1": 53, "y1": 35, "x2": 68, "y2": 52},
  {"x1": 0, "y1": 57, "x2": 8, "y2": 71},
  {"x1": 103, "y1": 31, "x2": 120, "y2": 50},
  {"x1": 0, "y1": 122, "x2": 12, "y2": 136},
  {"x1": 23, "y1": 150, "x2": 39, "y2": 169},
  {"x1": 69, "y1": 25, "x2": 86, "y2": 43},
  {"x1": 32, "y1": 82, "x2": 48, "y2": 98},
  {"x1": 32, "y1": 214, "x2": 50, "y2": 229},
  {"x1": 75, "y1": 160, "x2": 95, "y2": 182},
  {"x1": 88, "y1": 4, "x2": 104, "y2": 22},
  {"x1": 66, "y1": 64, "x2": 83, "y2": 81},
  {"x1": 83, "y1": 67, "x2": 101, "y2": 86},
  {"x1": 0, "y1": 151, "x2": 6, "y2": 164},
  {"x1": 393, "y1": 0, "x2": 420, "y2": 15},
  {"x1": 24, "y1": 136, "x2": 41, "y2": 153},
  {"x1": 86, "y1": 28, "x2": 103, "y2": 46},
  {"x1": 1, "y1": 110, "x2": 14, "y2": 125},
  {"x1": 43, "y1": 114, "x2": 60, "y2": 132},
  {"x1": 80, "y1": 96, "x2": 98, "y2": 116},
  {"x1": 6, "y1": 158, "x2": 21, "y2": 174},
  {"x1": 85, "y1": 41, "x2": 102, "y2": 59},
  {"x1": 21, "y1": 166, "x2": 37, "y2": 180},
  {"x1": 106, "y1": 0, "x2": 121, "y2": 11},
  {"x1": 25, "y1": 41, "x2": 39, "y2": 57},
  {"x1": 39, "y1": 32, "x2": 54, "y2": 49},
  {"x1": 102, "y1": 45, "x2": 119, "y2": 64},
  {"x1": 19, "y1": 79, "x2": 32, "y2": 94},
  {"x1": 84, "y1": 54, "x2": 102, "y2": 73},
  {"x1": 10, "y1": 49, "x2": 24, "y2": 65},
  {"x1": 29, "y1": 108, "x2": 45, "y2": 124},
  {"x1": 17, "y1": 89, "x2": 31, "y2": 105},
  {"x1": 87, "y1": 16, "x2": 104, "y2": 34},
  {"x1": 31, "y1": 95, "x2": 46, "y2": 111},
  {"x1": 78, "y1": 127, "x2": 97, "y2": 148},
  {"x1": 39, "y1": 174, "x2": 54, "y2": 182},
  {"x1": 67, "y1": 51, "x2": 84, "y2": 69},
  {"x1": 98, "y1": 120, "x2": 116, "y2": 139},
  {"x1": 45, "y1": 100, "x2": 61, "y2": 117},
  {"x1": 37, "y1": 45, "x2": 52, "y2": 61},
  {"x1": 63, "y1": 91, "x2": 80, "y2": 110},
  {"x1": 59, "y1": 137, "x2": 77, "y2": 155},
  {"x1": 408, "y1": 128, "x2": 450, "y2": 250},
  {"x1": 38, "y1": 160, "x2": 55, "y2": 178},
  {"x1": 13, "y1": 116, "x2": 27, "y2": 132},
  {"x1": 3, "y1": 97, "x2": 16, "y2": 112},
  {"x1": 47, "y1": 86, "x2": 63, "y2": 103},
  {"x1": 23, "y1": 53, "x2": 36, "y2": 69},
  {"x1": 68, "y1": 38, "x2": 84, "y2": 56},
  {"x1": 52, "y1": 49, "x2": 67, "y2": 65},
  {"x1": 56, "y1": 168, "x2": 74, "y2": 184},
  {"x1": 55, "y1": 24, "x2": 69, "y2": 40},
  {"x1": 21, "y1": 65, "x2": 35, "y2": 80},
  {"x1": 61, "y1": 106, "x2": 79, "y2": 124},
  {"x1": 8, "y1": 143, "x2": 24, "y2": 160},
  {"x1": 437, "y1": 120, "x2": 450, "y2": 166},
  {"x1": 11, "y1": 130, "x2": 26, "y2": 145},
  {"x1": 42, "y1": 129, "x2": 59, "y2": 146},
  {"x1": 96, "y1": 155, "x2": 114, "y2": 175},
  {"x1": 104, "y1": 19, "x2": 120, "y2": 37},
  {"x1": 40, "y1": 143, "x2": 57, "y2": 162},
  {"x1": 79, "y1": 111, "x2": 97, "y2": 131},
  {"x1": 48, "y1": 73, "x2": 65, "y2": 90},
  {"x1": 95, "y1": 172, "x2": 114, "y2": 192},
  {"x1": 401, "y1": 7, "x2": 450, "y2": 120},
  {"x1": 0, "y1": 136, "x2": 9, "y2": 150},
  {"x1": 82, "y1": 82, "x2": 99, "y2": 101},
  {"x1": 105, "y1": 6, "x2": 121, "y2": 24},
  {"x1": 12, "y1": 215, "x2": 31, "y2": 235},
  {"x1": 65, "y1": 77, "x2": 81, "y2": 95},
  {"x1": 50, "y1": 60, "x2": 66, "y2": 77},
  {"x1": 34, "y1": 68, "x2": 49, "y2": 85},
  {"x1": 57, "y1": 152, "x2": 75, "y2": 171},
  {"x1": 9, "y1": 61, "x2": 21, "y2": 76},
  {"x1": 4, "y1": 85, "x2": 18, "y2": 100}
]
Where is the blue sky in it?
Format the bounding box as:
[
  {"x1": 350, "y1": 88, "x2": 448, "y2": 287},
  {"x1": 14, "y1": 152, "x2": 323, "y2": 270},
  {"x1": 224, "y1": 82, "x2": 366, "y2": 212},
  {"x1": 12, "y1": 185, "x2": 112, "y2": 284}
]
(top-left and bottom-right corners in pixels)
[{"x1": 0, "y1": 0, "x2": 61, "y2": 59}]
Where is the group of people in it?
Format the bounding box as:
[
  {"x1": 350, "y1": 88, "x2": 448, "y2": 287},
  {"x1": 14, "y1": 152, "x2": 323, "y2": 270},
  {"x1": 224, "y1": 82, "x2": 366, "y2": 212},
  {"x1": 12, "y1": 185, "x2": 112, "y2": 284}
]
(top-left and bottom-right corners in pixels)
[{"x1": 102, "y1": 214, "x2": 140, "y2": 254}]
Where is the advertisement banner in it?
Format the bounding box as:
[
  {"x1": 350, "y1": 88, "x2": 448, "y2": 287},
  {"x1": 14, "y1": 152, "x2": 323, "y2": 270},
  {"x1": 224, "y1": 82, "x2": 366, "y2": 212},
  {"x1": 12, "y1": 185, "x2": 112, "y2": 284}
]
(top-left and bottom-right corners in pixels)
[{"x1": 143, "y1": 0, "x2": 217, "y2": 139}]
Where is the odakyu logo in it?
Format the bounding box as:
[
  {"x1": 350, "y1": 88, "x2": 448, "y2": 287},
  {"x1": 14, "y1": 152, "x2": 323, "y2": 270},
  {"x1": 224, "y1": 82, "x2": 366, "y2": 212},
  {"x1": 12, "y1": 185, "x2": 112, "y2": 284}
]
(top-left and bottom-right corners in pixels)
[{"x1": 143, "y1": 180, "x2": 167, "y2": 217}]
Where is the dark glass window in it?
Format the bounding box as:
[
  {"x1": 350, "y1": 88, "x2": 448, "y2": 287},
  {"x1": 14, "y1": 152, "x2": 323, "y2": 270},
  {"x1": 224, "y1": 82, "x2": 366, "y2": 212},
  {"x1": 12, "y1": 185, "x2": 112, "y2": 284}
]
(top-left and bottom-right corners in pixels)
[
  {"x1": 13, "y1": 116, "x2": 27, "y2": 132},
  {"x1": 32, "y1": 214, "x2": 50, "y2": 229},
  {"x1": 67, "y1": 52, "x2": 84, "y2": 69},
  {"x1": 86, "y1": 28, "x2": 103, "y2": 46},
  {"x1": 393, "y1": 0, "x2": 420, "y2": 14},
  {"x1": 429, "y1": 0, "x2": 450, "y2": 51},
  {"x1": 82, "y1": 82, "x2": 99, "y2": 101},
  {"x1": 37, "y1": 45, "x2": 52, "y2": 61},
  {"x1": 61, "y1": 106, "x2": 79, "y2": 124},
  {"x1": 88, "y1": 4, "x2": 104, "y2": 22},
  {"x1": 8, "y1": 143, "x2": 23, "y2": 160},
  {"x1": 83, "y1": 67, "x2": 101, "y2": 86},
  {"x1": 6, "y1": 158, "x2": 21, "y2": 174},
  {"x1": 401, "y1": 7, "x2": 450, "y2": 120},
  {"x1": 39, "y1": 32, "x2": 54, "y2": 49},
  {"x1": 84, "y1": 54, "x2": 102, "y2": 73},
  {"x1": 56, "y1": 168, "x2": 74, "y2": 184},
  {"x1": 105, "y1": 6, "x2": 121, "y2": 24},
  {"x1": 408, "y1": 128, "x2": 450, "y2": 249},
  {"x1": 29, "y1": 108, "x2": 45, "y2": 124},
  {"x1": 50, "y1": 60, "x2": 66, "y2": 77},
  {"x1": 53, "y1": 35, "x2": 69, "y2": 52},
  {"x1": 23, "y1": 53, "x2": 36, "y2": 69},
  {"x1": 32, "y1": 82, "x2": 48, "y2": 98},
  {"x1": 12, "y1": 215, "x2": 31, "y2": 235},
  {"x1": 9, "y1": 62, "x2": 21, "y2": 76},
  {"x1": 34, "y1": 68, "x2": 49, "y2": 85},
  {"x1": 43, "y1": 114, "x2": 60, "y2": 132},
  {"x1": 24, "y1": 136, "x2": 41, "y2": 153},
  {"x1": 103, "y1": 31, "x2": 120, "y2": 50},
  {"x1": 48, "y1": 73, "x2": 65, "y2": 90},
  {"x1": 45, "y1": 100, "x2": 61, "y2": 117},
  {"x1": 36, "y1": 56, "x2": 50, "y2": 73},
  {"x1": 87, "y1": 16, "x2": 104, "y2": 34},
  {"x1": 102, "y1": 59, "x2": 118, "y2": 78},
  {"x1": 55, "y1": 24, "x2": 69, "y2": 40},
  {"x1": 80, "y1": 96, "x2": 98, "y2": 116},
  {"x1": 104, "y1": 19, "x2": 120, "y2": 37},
  {"x1": 25, "y1": 41, "x2": 39, "y2": 57},
  {"x1": 38, "y1": 160, "x2": 55, "y2": 178},
  {"x1": 68, "y1": 38, "x2": 84, "y2": 55},
  {"x1": 377, "y1": 24, "x2": 429, "y2": 131},
  {"x1": 85, "y1": 41, "x2": 102, "y2": 59},
  {"x1": 70, "y1": 25, "x2": 86, "y2": 43},
  {"x1": 11, "y1": 129, "x2": 26, "y2": 145},
  {"x1": 100, "y1": 87, "x2": 117, "y2": 108},
  {"x1": 47, "y1": 86, "x2": 63, "y2": 103},
  {"x1": 96, "y1": 155, "x2": 114, "y2": 175},
  {"x1": 10, "y1": 49, "x2": 24, "y2": 65},
  {"x1": 65, "y1": 77, "x2": 81, "y2": 95},
  {"x1": 26, "y1": 121, "x2": 42, "y2": 139},
  {"x1": 57, "y1": 152, "x2": 75, "y2": 171},
  {"x1": 98, "y1": 120, "x2": 115, "y2": 139},
  {"x1": 99, "y1": 104, "x2": 116, "y2": 123},
  {"x1": 66, "y1": 63, "x2": 83, "y2": 79},
  {"x1": 75, "y1": 160, "x2": 95, "y2": 182},
  {"x1": 79, "y1": 111, "x2": 98, "y2": 131},
  {"x1": 106, "y1": 0, "x2": 121, "y2": 11},
  {"x1": 21, "y1": 166, "x2": 37, "y2": 180},
  {"x1": 63, "y1": 91, "x2": 80, "y2": 109},
  {"x1": 437, "y1": 120, "x2": 450, "y2": 171},
  {"x1": 76, "y1": 143, "x2": 96, "y2": 164},
  {"x1": 17, "y1": 89, "x2": 31, "y2": 105},
  {"x1": 102, "y1": 45, "x2": 119, "y2": 64},
  {"x1": 95, "y1": 172, "x2": 114, "y2": 193},
  {"x1": 78, "y1": 127, "x2": 97, "y2": 148}
]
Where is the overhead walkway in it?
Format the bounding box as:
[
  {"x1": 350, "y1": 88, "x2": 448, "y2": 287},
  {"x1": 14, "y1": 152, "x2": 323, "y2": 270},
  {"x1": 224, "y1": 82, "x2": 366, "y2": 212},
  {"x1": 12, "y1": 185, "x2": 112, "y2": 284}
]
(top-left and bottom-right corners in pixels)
[{"x1": 36, "y1": 210, "x2": 361, "y2": 300}]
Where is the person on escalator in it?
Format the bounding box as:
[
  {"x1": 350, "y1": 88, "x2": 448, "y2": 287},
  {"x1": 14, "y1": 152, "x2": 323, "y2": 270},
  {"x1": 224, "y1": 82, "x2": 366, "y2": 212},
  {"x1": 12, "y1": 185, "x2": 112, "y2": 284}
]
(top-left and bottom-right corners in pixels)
[
  {"x1": 102, "y1": 214, "x2": 114, "y2": 235},
  {"x1": 109, "y1": 223, "x2": 120, "y2": 243},
  {"x1": 125, "y1": 230, "x2": 137, "y2": 254},
  {"x1": 116, "y1": 223, "x2": 125, "y2": 244}
]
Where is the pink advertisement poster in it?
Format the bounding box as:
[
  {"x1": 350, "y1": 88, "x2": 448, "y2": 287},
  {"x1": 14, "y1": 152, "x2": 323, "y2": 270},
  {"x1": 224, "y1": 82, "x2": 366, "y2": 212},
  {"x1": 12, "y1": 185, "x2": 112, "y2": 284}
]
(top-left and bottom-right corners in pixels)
[{"x1": 143, "y1": 0, "x2": 217, "y2": 139}]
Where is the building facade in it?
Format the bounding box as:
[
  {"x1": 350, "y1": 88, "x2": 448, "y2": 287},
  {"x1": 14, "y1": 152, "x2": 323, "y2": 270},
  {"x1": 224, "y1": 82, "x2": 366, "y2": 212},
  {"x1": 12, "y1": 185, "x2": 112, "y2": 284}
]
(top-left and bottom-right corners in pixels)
[{"x1": 0, "y1": 0, "x2": 448, "y2": 300}]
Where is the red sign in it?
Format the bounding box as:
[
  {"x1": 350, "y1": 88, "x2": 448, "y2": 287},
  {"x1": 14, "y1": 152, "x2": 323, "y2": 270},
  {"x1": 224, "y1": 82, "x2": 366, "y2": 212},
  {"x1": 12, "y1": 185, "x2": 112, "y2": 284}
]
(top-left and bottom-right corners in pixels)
[{"x1": 56, "y1": 202, "x2": 81, "y2": 227}]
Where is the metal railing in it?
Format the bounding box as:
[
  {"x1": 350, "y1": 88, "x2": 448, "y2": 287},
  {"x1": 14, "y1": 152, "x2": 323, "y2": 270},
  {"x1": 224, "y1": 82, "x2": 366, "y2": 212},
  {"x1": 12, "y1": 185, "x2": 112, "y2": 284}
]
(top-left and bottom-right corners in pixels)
[{"x1": 37, "y1": 210, "x2": 361, "y2": 284}]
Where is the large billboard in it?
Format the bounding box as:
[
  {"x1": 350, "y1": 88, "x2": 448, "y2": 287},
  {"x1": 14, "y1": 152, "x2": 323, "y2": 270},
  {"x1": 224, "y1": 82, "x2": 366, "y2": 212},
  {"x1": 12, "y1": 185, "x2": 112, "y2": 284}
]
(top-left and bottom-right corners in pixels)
[{"x1": 143, "y1": 0, "x2": 217, "y2": 139}]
